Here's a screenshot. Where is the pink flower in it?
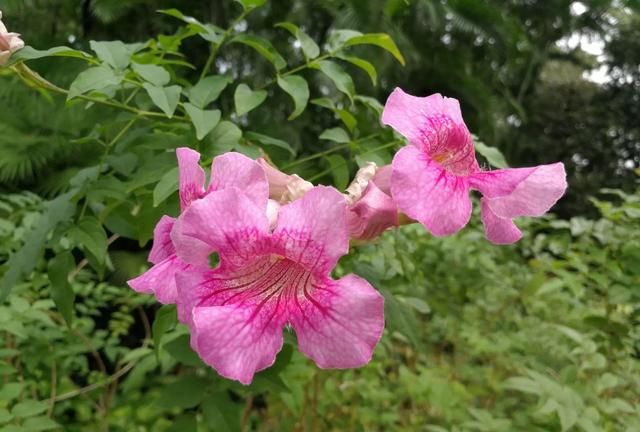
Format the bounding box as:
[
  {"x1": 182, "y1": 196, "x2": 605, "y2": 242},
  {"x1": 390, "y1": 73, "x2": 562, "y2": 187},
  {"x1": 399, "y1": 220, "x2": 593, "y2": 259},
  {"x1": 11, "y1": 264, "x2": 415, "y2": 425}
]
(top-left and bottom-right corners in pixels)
[
  {"x1": 382, "y1": 88, "x2": 567, "y2": 244},
  {"x1": 172, "y1": 186, "x2": 385, "y2": 384},
  {"x1": 0, "y1": 11, "x2": 25, "y2": 66},
  {"x1": 127, "y1": 148, "x2": 268, "y2": 303},
  {"x1": 346, "y1": 164, "x2": 398, "y2": 241}
]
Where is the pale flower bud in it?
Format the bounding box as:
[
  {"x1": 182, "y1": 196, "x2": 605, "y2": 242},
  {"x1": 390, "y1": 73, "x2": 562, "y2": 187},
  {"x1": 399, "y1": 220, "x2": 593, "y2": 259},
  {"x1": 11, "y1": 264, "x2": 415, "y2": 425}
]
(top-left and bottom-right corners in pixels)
[
  {"x1": 258, "y1": 158, "x2": 313, "y2": 204},
  {"x1": 0, "y1": 10, "x2": 25, "y2": 66}
]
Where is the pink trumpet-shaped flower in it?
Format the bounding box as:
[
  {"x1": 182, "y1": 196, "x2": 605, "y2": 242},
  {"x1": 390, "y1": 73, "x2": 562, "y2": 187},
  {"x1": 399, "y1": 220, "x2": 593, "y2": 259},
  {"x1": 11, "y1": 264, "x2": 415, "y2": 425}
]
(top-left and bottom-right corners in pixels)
[
  {"x1": 0, "y1": 10, "x2": 25, "y2": 66},
  {"x1": 127, "y1": 148, "x2": 268, "y2": 303},
  {"x1": 382, "y1": 88, "x2": 567, "y2": 243},
  {"x1": 346, "y1": 164, "x2": 398, "y2": 241},
  {"x1": 172, "y1": 186, "x2": 385, "y2": 384}
]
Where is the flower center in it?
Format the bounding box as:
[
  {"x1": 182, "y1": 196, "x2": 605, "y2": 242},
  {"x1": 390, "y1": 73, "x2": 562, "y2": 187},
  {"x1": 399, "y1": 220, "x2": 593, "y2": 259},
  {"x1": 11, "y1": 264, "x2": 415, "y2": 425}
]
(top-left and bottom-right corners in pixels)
[{"x1": 419, "y1": 114, "x2": 478, "y2": 176}]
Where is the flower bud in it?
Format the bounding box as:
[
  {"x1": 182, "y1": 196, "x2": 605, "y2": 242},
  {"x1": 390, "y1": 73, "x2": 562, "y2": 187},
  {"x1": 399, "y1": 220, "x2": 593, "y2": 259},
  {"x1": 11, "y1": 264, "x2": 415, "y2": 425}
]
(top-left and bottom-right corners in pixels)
[{"x1": 0, "y1": 11, "x2": 25, "y2": 67}]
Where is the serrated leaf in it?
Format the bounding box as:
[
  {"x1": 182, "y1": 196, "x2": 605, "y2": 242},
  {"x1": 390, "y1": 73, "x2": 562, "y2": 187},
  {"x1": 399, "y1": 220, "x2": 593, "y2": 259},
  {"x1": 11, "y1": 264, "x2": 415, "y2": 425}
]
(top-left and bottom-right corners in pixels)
[
  {"x1": 143, "y1": 84, "x2": 182, "y2": 118},
  {"x1": 132, "y1": 63, "x2": 170, "y2": 86},
  {"x1": 11, "y1": 400, "x2": 48, "y2": 418},
  {"x1": 152, "y1": 305, "x2": 177, "y2": 352},
  {"x1": 312, "y1": 60, "x2": 355, "y2": 103},
  {"x1": 68, "y1": 66, "x2": 122, "y2": 100},
  {"x1": 48, "y1": 252, "x2": 75, "y2": 325},
  {"x1": 343, "y1": 33, "x2": 405, "y2": 65},
  {"x1": 230, "y1": 34, "x2": 287, "y2": 70},
  {"x1": 69, "y1": 217, "x2": 108, "y2": 265},
  {"x1": 277, "y1": 75, "x2": 309, "y2": 120},
  {"x1": 234, "y1": 84, "x2": 267, "y2": 116},
  {"x1": 184, "y1": 103, "x2": 221, "y2": 140},
  {"x1": 336, "y1": 54, "x2": 377, "y2": 86},
  {"x1": 153, "y1": 167, "x2": 179, "y2": 207},
  {"x1": 245, "y1": 131, "x2": 294, "y2": 155},
  {"x1": 188, "y1": 75, "x2": 232, "y2": 109},
  {"x1": 90, "y1": 40, "x2": 131, "y2": 70},
  {"x1": 0, "y1": 192, "x2": 76, "y2": 302},
  {"x1": 326, "y1": 154, "x2": 349, "y2": 190},
  {"x1": 319, "y1": 127, "x2": 350, "y2": 143},
  {"x1": 474, "y1": 141, "x2": 509, "y2": 168},
  {"x1": 275, "y1": 22, "x2": 319, "y2": 59}
]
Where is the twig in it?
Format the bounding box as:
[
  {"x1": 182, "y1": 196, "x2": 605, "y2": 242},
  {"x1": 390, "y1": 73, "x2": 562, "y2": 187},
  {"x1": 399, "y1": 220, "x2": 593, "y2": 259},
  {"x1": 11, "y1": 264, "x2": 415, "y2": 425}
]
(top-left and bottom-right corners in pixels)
[
  {"x1": 52, "y1": 361, "x2": 137, "y2": 403},
  {"x1": 240, "y1": 395, "x2": 254, "y2": 431},
  {"x1": 47, "y1": 356, "x2": 57, "y2": 416}
]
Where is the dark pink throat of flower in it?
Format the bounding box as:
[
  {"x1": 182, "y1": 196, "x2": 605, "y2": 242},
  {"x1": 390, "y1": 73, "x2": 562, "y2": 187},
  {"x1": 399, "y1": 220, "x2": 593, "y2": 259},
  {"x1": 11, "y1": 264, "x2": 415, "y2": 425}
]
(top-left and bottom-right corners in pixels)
[
  {"x1": 199, "y1": 254, "x2": 322, "y2": 314},
  {"x1": 418, "y1": 114, "x2": 478, "y2": 176},
  {"x1": 0, "y1": 37, "x2": 10, "y2": 51}
]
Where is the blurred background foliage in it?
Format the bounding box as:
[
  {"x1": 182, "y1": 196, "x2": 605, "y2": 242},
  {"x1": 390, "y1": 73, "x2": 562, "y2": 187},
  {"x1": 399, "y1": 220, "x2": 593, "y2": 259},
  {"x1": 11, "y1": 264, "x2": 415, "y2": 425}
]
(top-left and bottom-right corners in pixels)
[{"x1": 0, "y1": 0, "x2": 639, "y2": 431}]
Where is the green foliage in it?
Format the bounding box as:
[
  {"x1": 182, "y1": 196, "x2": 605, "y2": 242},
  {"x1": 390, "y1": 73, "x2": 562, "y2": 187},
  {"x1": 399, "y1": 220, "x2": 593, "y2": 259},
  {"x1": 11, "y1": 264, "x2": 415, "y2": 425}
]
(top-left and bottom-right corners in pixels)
[{"x1": 0, "y1": 1, "x2": 638, "y2": 430}]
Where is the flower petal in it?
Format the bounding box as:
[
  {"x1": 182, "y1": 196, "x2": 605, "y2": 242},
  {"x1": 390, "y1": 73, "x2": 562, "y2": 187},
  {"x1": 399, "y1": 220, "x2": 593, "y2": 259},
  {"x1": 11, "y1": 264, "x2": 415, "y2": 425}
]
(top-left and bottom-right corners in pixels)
[
  {"x1": 480, "y1": 198, "x2": 522, "y2": 244},
  {"x1": 290, "y1": 274, "x2": 384, "y2": 368},
  {"x1": 127, "y1": 256, "x2": 190, "y2": 304},
  {"x1": 172, "y1": 188, "x2": 269, "y2": 266},
  {"x1": 348, "y1": 182, "x2": 398, "y2": 240},
  {"x1": 176, "y1": 147, "x2": 206, "y2": 210},
  {"x1": 382, "y1": 88, "x2": 463, "y2": 144},
  {"x1": 148, "y1": 216, "x2": 176, "y2": 265},
  {"x1": 209, "y1": 152, "x2": 269, "y2": 209},
  {"x1": 191, "y1": 304, "x2": 285, "y2": 385},
  {"x1": 272, "y1": 186, "x2": 348, "y2": 274},
  {"x1": 390, "y1": 146, "x2": 472, "y2": 236},
  {"x1": 472, "y1": 163, "x2": 567, "y2": 217}
]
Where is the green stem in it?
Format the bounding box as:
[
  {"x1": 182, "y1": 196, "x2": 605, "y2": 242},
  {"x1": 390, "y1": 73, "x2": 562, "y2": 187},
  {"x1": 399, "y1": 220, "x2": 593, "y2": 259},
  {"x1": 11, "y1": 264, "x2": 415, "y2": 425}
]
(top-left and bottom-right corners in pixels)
[
  {"x1": 282, "y1": 132, "x2": 384, "y2": 170},
  {"x1": 199, "y1": 9, "x2": 251, "y2": 80},
  {"x1": 13, "y1": 63, "x2": 187, "y2": 122},
  {"x1": 259, "y1": 54, "x2": 331, "y2": 90},
  {"x1": 307, "y1": 140, "x2": 401, "y2": 183}
]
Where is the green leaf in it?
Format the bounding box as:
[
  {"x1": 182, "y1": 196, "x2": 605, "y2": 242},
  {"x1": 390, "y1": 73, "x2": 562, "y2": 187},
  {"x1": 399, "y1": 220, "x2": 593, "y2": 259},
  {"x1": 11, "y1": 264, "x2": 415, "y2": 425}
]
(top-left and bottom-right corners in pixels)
[
  {"x1": 0, "y1": 383, "x2": 23, "y2": 401},
  {"x1": 312, "y1": 60, "x2": 355, "y2": 103},
  {"x1": 131, "y1": 63, "x2": 170, "y2": 86},
  {"x1": 166, "y1": 414, "x2": 197, "y2": 432},
  {"x1": 275, "y1": 22, "x2": 320, "y2": 59},
  {"x1": 10, "y1": 46, "x2": 91, "y2": 64},
  {"x1": 336, "y1": 109, "x2": 357, "y2": 132},
  {"x1": 202, "y1": 393, "x2": 242, "y2": 432},
  {"x1": 143, "y1": 84, "x2": 182, "y2": 118},
  {"x1": 234, "y1": 84, "x2": 267, "y2": 116},
  {"x1": 230, "y1": 34, "x2": 287, "y2": 71},
  {"x1": 207, "y1": 121, "x2": 243, "y2": 153},
  {"x1": 320, "y1": 127, "x2": 351, "y2": 143},
  {"x1": 188, "y1": 75, "x2": 232, "y2": 109},
  {"x1": 234, "y1": 0, "x2": 267, "y2": 11},
  {"x1": 277, "y1": 75, "x2": 309, "y2": 120},
  {"x1": 153, "y1": 167, "x2": 179, "y2": 207},
  {"x1": 343, "y1": 33, "x2": 405, "y2": 65},
  {"x1": 90, "y1": 40, "x2": 131, "y2": 70},
  {"x1": 336, "y1": 54, "x2": 377, "y2": 86},
  {"x1": 152, "y1": 304, "x2": 177, "y2": 352},
  {"x1": 68, "y1": 66, "x2": 122, "y2": 100},
  {"x1": 11, "y1": 400, "x2": 48, "y2": 418},
  {"x1": 326, "y1": 155, "x2": 349, "y2": 190},
  {"x1": 0, "y1": 192, "x2": 76, "y2": 302},
  {"x1": 245, "y1": 131, "x2": 295, "y2": 155},
  {"x1": 503, "y1": 377, "x2": 540, "y2": 395},
  {"x1": 69, "y1": 217, "x2": 108, "y2": 265},
  {"x1": 382, "y1": 289, "x2": 423, "y2": 350},
  {"x1": 163, "y1": 334, "x2": 203, "y2": 366},
  {"x1": 22, "y1": 416, "x2": 61, "y2": 431},
  {"x1": 474, "y1": 140, "x2": 509, "y2": 168},
  {"x1": 47, "y1": 252, "x2": 75, "y2": 325},
  {"x1": 158, "y1": 9, "x2": 223, "y2": 44},
  {"x1": 156, "y1": 376, "x2": 207, "y2": 409},
  {"x1": 327, "y1": 30, "x2": 364, "y2": 51},
  {"x1": 0, "y1": 409, "x2": 13, "y2": 424},
  {"x1": 184, "y1": 103, "x2": 221, "y2": 140}
]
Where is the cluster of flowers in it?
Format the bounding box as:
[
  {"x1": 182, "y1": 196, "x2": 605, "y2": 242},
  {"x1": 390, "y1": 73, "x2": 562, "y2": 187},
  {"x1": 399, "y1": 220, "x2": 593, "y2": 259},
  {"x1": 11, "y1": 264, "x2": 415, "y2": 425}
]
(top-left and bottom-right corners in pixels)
[
  {"x1": 0, "y1": 10, "x2": 24, "y2": 66},
  {"x1": 129, "y1": 88, "x2": 567, "y2": 384}
]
